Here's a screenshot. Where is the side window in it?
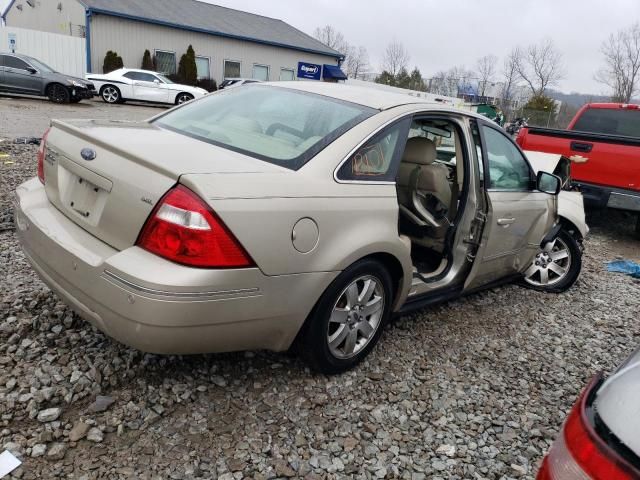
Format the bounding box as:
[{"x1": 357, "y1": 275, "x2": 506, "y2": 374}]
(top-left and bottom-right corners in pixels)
[
  {"x1": 5, "y1": 56, "x2": 29, "y2": 70},
  {"x1": 482, "y1": 125, "x2": 532, "y2": 190},
  {"x1": 139, "y1": 73, "x2": 158, "y2": 82},
  {"x1": 337, "y1": 119, "x2": 410, "y2": 181},
  {"x1": 123, "y1": 72, "x2": 141, "y2": 81}
]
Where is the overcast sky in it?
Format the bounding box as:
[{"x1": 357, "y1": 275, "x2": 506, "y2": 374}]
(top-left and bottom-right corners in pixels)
[{"x1": 3, "y1": 0, "x2": 639, "y2": 94}]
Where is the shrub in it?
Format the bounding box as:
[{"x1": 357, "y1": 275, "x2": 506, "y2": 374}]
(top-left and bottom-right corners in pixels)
[
  {"x1": 103, "y1": 50, "x2": 123, "y2": 73},
  {"x1": 197, "y1": 78, "x2": 217, "y2": 92},
  {"x1": 141, "y1": 49, "x2": 155, "y2": 71},
  {"x1": 177, "y1": 45, "x2": 198, "y2": 86}
]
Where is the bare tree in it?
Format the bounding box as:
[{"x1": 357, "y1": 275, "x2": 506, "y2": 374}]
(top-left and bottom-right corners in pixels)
[
  {"x1": 345, "y1": 46, "x2": 369, "y2": 79},
  {"x1": 595, "y1": 23, "x2": 640, "y2": 102},
  {"x1": 313, "y1": 25, "x2": 349, "y2": 54},
  {"x1": 428, "y1": 66, "x2": 474, "y2": 97},
  {"x1": 381, "y1": 40, "x2": 410, "y2": 77},
  {"x1": 499, "y1": 49, "x2": 522, "y2": 116},
  {"x1": 515, "y1": 38, "x2": 564, "y2": 97},
  {"x1": 475, "y1": 55, "x2": 497, "y2": 97}
]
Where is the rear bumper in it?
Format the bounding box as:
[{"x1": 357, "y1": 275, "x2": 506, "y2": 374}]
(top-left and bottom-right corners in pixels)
[
  {"x1": 14, "y1": 178, "x2": 336, "y2": 354},
  {"x1": 574, "y1": 181, "x2": 640, "y2": 212}
]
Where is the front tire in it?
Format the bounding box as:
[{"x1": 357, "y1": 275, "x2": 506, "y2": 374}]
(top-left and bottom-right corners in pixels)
[
  {"x1": 47, "y1": 83, "x2": 70, "y2": 104},
  {"x1": 175, "y1": 93, "x2": 194, "y2": 105},
  {"x1": 300, "y1": 259, "x2": 393, "y2": 374},
  {"x1": 522, "y1": 228, "x2": 582, "y2": 293},
  {"x1": 100, "y1": 85, "x2": 121, "y2": 104}
]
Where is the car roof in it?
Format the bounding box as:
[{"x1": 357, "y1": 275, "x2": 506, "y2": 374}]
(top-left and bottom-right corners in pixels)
[{"x1": 263, "y1": 81, "x2": 467, "y2": 112}]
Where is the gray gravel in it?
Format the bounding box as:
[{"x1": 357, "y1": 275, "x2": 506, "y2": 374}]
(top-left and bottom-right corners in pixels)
[{"x1": 1, "y1": 136, "x2": 640, "y2": 479}]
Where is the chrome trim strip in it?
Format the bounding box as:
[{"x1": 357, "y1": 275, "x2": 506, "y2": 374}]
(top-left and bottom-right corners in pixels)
[{"x1": 102, "y1": 270, "x2": 260, "y2": 299}]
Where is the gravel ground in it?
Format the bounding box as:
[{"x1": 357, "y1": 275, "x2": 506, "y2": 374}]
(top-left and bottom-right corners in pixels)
[
  {"x1": 1, "y1": 138, "x2": 639, "y2": 479},
  {"x1": 0, "y1": 95, "x2": 163, "y2": 138}
]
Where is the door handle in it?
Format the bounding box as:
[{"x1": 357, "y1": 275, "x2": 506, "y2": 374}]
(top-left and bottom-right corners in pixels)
[
  {"x1": 570, "y1": 141, "x2": 593, "y2": 153},
  {"x1": 497, "y1": 217, "x2": 515, "y2": 226}
]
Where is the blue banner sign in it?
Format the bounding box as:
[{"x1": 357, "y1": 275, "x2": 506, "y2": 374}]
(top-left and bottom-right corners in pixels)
[{"x1": 297, "y1": 62, "x2": 322, "y2": 80}]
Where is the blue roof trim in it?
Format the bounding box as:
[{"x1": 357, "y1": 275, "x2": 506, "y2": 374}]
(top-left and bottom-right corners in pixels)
[
  {"x1": 87, "y1": 7, "x2": 344, "y2": 60},
  {"x1": 1, "y1": 0, "x2": 18, "y2": 22},
  {"x1": 323, "y1": 64, "x2": 347, "y2": 80}
]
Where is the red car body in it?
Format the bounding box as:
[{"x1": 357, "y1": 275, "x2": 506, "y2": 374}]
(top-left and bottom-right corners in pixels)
[{"x1": 516, "y1": 103, "x2": 640, "y2": 216}]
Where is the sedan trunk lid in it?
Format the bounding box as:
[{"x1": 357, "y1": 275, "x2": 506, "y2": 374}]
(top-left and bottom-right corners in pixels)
[{"x1": 42, "y1": 119, "x2": 285, "y2": 250}]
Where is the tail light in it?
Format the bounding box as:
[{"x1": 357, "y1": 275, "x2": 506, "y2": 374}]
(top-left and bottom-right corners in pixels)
[
  {"x1": 537, "y1": 375, "x2": 639, "y2": 480},
  {"x1": 37, "y1": 127, "x2": 51, "y2": 184},
  {"x1": 136, "y1": 184, "x2": 254, "y2": 268}
]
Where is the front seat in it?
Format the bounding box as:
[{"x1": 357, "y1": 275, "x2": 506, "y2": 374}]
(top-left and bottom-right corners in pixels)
[{"x1": 397, "y1": 137, "x2": 452, "y2": 246}]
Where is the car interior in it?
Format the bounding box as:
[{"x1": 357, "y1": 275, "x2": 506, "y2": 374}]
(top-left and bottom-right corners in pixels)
[{"x1": 396, "y1": 118, "x2": 466, "y2": 279}]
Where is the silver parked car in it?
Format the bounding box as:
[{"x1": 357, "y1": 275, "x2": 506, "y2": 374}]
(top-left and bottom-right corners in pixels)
[
  {"x1": 0, "y1": 52, "x2": 95, "y2": 103},
  {"x1": 538, "y1": 346, "x2": 640, "y2": 479},
  {"x1": 14, "y1": 83, "x2": 587, "y2": 373}
]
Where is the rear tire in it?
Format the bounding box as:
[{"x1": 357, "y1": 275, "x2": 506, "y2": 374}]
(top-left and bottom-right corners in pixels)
[
  {"x1": 47, "y1": 83, "x2": 70, "y2": 104},
  {"x1": 100, "y1": 85, "x2": 121, "y2": 104},
  {"x1": 521, "y1": 228, "x2": 582, "y2": 293},
  {"x1": 300, "y1": 259, "x2": 393, "y2": 374}
]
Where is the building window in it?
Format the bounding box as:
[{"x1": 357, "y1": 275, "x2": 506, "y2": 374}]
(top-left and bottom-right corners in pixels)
[
  {"x1": 224, "y1": 60, "x2": 241, "y2": 79},
  {"x1": 279, "y1": 68, "x2": 295, "y2": 81},
  {"x1": 252, "y1": 64, "x2": 269, "y2": 81},
  {"x1": 155, "y1": 50, "x2": 176, "y2": 75},
  {"x1": 195, "y1": 56, "x2": 210, "y2": 79}
]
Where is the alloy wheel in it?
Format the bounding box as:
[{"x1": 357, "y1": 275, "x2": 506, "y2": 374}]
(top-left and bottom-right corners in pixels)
[
  {"x1": 49, "y1": 84, "x2": 68, "y2": 103},
  {"x1": 327, "y1": 275, "x2": 385, "y2": 360},
  {"x1": 523, "y1": 237, "x2": 572, "y2": 287},
  {"x1": 102, "y1": 87, "x2": 119, "y2": 103},
  {"x1": 177, "y1": 94, "x2": 193, "y2": 104}
]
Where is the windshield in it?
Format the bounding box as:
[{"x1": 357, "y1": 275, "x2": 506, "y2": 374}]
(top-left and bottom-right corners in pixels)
[
  {"x1": 573, "y1": 108, "x2": 640, "y2": 137},
  {"x1": 154, "y1": 85, "x2": 376, "y2": 169},
  {"x1": 25, "y1": 57, "x2": 55, "y2": 73},
  {"x1": 157, "y1": 74, "x2": 174, "y2": 84}
]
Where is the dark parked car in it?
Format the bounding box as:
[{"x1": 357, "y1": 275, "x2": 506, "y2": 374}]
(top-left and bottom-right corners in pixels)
[{"x1": 0, "y1": 52, "x2": 95, "y2": 103}]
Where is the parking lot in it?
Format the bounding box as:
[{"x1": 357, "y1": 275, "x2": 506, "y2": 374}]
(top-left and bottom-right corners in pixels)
[{"x1": 1, "y1": 96, "x2": 639, "y2": 480}]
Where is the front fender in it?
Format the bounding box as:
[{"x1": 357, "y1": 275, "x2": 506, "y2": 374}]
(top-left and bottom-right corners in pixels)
[{"x1": 558, "y1": 191, "x2": 589, "y2": 239}]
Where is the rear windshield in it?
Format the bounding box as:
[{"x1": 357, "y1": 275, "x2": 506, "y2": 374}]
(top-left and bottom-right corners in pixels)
[
  {"x1": 573, "y1": 108, "x2": 640, "y2": 137},
  {"x1": 154, "y1": 85, "x2": 375, "y2": 169}
]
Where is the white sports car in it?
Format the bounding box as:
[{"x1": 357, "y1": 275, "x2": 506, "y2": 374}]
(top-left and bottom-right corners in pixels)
[{"x1": 86, "y1": 68, "x2": 207, "y2": 106}]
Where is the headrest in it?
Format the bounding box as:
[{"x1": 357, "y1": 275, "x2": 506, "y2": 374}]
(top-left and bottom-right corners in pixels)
[{"x1": 402, "y1": 137, "x2": 437, "y2": 165}]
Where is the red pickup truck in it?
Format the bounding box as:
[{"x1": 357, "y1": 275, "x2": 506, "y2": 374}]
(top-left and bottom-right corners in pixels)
[{"x1": 516, "y1": 103, "x2": 640, "y2": 234}]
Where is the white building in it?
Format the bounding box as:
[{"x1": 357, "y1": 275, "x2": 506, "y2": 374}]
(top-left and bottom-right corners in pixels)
[{"x1": 2, "y1": 0, "x2": 346, "y2": 84}]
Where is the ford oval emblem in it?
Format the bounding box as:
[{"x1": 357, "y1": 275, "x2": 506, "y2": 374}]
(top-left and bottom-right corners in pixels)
[{"x1": 81, "y1": 148, "x2": 96, "y2": 161}]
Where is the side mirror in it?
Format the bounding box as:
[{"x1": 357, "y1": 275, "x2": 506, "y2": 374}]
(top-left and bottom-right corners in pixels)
[
  {"x1": 27, "y1": 67, "x2": 37, "y2": 74},
  {"x1": 537, "y1": 171, "x2": 561, "y2": 195},
  {"x1": 153, "y1": 79, "x2": 160, "y2": 84}
]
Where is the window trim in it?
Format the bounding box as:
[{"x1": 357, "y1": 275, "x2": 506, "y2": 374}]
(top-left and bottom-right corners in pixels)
[
  {"x1": 223, "y1": 59, "x2": 242, "y2": 79},
  {"x1": 154, "y1": 49, "x2": 177, "y2": 75},
  {"x1": 477, "y1": 120, "x2": 536, "y2": 192},
  {"x1": 334, "y1": 113, "x2": 411, "y2": 185},
  {"x1": 279, "y1": 67, "x2": 295, "y2": 81},
  {"x1": 195, "y1": 55, "x2": 211, "y2": 80},
  {"x1": 251, "y1": 63, "x2": 270, "y2": 81},
  {"x1": 3, "y1": 54, "x2": 32, "y2": 72}
]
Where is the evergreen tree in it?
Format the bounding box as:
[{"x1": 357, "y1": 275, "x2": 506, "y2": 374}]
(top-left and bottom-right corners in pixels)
[
  {"x1": 375, "y1": 70, "x2": 396, "y2": 87},
  {"x1": 395, "y1": 67, "x2": 411, "y2": 89},
  {"x1": 103, "y1": 51, "x2": 124, "y2": 73},
  {"x1": 141, "y1": 49, "x2": 155, "y2": 70},
  {"x1": 177, "y1": 45, "x2": 198, "y2": 85}
]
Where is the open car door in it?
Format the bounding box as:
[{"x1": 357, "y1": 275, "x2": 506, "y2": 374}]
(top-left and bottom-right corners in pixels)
[{"x1": 464, "y1": 120, "x2": 557, "y2": 290}]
